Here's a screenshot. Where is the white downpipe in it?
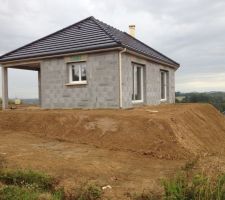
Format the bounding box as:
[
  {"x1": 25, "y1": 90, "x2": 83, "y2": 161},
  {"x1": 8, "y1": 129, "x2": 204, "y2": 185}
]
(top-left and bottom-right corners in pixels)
[{"x1": 119, "y1": 48, "x2": 126, "y2": 108}]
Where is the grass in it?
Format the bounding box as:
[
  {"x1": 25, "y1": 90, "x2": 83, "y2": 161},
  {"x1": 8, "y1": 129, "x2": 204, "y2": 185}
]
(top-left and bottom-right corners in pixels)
[
  {"x1": 0, "y1": 169, "x2": 56, "y2": 191},
  {"x1": 0, "y1": 168, "x2": 103, "y2": 200},
  {"x1": 1, "y1": 156, "x2": 224, "y2": 200},
  {"x1": 0, "y1": 169, "x2": 64, "y2": 200},
  {"x1": 162, "y1": 172, "x2": 225, "y2": 200},
  {"x1": 0, "y1": 185, "x2": 40, "y2": 200},
  {"x1": 66, "y1": 183, "x2": 103, "y2": 200},
  {"x1": 132, "y1": 191, "x2": 161, "y2": 200},
  {"x1": 0, "y1": 155, "x2": 6, "y2": 169},
  {"x1": 133, "y1": 158, "x2": 225, "y2": 200},
  {"x1": 162, "y1": 157, "x2": 225, "y2": 200},
  {"x1": 0, "y1": 185, "x2": 64, "y2": 200}
]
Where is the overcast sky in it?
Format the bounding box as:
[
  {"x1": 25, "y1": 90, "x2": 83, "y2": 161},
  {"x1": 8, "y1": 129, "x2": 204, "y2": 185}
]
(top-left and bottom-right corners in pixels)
[{"x1": 0, "y1": 0, "x2": 225, "y2": 98}]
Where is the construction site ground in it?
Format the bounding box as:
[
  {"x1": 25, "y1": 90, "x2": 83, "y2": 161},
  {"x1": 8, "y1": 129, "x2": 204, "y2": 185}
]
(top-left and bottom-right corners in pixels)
[{"x1": 0, "y1": 103, "x2": 225, "y2": 199}]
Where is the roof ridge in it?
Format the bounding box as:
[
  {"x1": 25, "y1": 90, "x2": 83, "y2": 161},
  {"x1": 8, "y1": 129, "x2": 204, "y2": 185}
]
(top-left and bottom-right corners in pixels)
[
  {"x1": 0, "y1": 16, "x2": 93, "y2": 59},
  {"x1": 0, "y1": 16, "x2": 179, "y2": 67},
  {"x1": 91, "y1": 18, "x2": 179, "y2": 66},
  {"x1": 123, "y1": 32, "x2": 179, "y2": 65},
  {"x1": 90, "y1": 17, "x2": 121, "y2": 45}
]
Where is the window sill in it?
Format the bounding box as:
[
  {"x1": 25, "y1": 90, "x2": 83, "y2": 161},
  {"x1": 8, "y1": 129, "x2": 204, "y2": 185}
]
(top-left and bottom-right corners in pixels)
[
  {"x1": 65, "y1": 81, "x2": 87, "y2": 86},
  {"x1": 160, "y1": 99, "x2": 167, "y2": 102},
  {"x1": 132, "y1": 100, "x2": 144, "y2": 104}
]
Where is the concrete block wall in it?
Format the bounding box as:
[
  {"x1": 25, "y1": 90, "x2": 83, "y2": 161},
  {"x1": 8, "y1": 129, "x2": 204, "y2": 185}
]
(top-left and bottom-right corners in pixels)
[
  {"x1": 121, "y1": 53, "x2": 175, "y2": 108},
  {"x1": 40, "y1": 50, "x2": 176, "y2": 109},
  {"x1": 40, "y1": 51, "x2": 120, "y2": 109}
]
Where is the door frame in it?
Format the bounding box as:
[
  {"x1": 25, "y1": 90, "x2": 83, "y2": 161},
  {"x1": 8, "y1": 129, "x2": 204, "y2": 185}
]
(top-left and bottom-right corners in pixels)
[{"x1": 132, "y1": 63, "x2": 144, "y2": 103}]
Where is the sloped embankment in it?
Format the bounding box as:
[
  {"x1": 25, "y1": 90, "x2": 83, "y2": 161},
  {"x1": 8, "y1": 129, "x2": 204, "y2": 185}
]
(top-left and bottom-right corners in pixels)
[{"x1": 0, "y1": 104, "x2": 224, "y2": 160}]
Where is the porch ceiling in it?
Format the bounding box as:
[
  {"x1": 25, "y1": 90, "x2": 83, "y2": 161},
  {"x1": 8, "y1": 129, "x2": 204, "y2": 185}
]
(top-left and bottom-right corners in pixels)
[{"x1": 4, "y1": 62, "x2": 40, "y2": 71}]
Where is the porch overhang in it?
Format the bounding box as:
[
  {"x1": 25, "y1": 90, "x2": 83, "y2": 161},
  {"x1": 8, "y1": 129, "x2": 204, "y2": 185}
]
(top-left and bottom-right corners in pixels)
[{"x1": 0, "y1": 61, "x2": 41, "y2": 110}]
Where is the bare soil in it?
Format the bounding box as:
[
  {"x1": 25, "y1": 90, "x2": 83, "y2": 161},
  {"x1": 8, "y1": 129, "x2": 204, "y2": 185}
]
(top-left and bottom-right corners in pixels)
[{"x1": 0, "y1": 103, "x2": 224, "y2": 199}]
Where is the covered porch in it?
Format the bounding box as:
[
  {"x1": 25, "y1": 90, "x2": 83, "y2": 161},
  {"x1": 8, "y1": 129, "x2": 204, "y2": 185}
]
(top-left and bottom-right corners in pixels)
[{"x1": 1, "y1": 61, "x2": 41, "y2": 110}]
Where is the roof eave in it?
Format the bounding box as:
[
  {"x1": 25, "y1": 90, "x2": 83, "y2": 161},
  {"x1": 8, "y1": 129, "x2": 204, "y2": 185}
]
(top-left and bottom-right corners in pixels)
[
  {"x1": 0, "y1": 45, "x2": 123, "y2": 65},
  {"x1": 123, "y1": 46, "x2": 180, "y2": 69},
  {"x1": 0, "y1": 45, "x2": 180, "y2": 69},
  {"x1": 0, "y1": 16, "x2": 95, "y2": 60}
]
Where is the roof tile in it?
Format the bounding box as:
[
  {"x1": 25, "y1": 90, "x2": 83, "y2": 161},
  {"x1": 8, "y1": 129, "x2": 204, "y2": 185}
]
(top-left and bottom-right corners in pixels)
[{"x1": 0, "y1": 16, "x2": 179, "y2": 67}]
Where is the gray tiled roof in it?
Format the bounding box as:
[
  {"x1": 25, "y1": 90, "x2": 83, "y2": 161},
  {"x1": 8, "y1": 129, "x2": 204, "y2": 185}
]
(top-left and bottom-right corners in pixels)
[{"x1": 0, "y1": 16, "x2": 179, "y2": 67}]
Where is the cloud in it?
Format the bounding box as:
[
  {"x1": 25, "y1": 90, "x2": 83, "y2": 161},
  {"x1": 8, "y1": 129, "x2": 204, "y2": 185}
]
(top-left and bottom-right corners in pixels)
[
  {"x1": 0, "y1": 0, "x2": 225, "y2": 98},
  {"x1": 7, "y1": 69, "x2": 38, "y2": 98},
  {"x1": 176, "y1": 72, "x2": 225, "y2": 92}
]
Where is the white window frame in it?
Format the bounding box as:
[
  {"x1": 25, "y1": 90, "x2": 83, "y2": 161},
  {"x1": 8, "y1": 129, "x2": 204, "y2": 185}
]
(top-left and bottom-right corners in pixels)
[
  {"x1": 132, "y1": 63, "x2": 144, "y2": 104},
  {"x1": 160, "y1": 70, "x2": 168, "y2": 101},
  {"x1": 67, "y1": 62, "x2": 87, "y2": 85}
]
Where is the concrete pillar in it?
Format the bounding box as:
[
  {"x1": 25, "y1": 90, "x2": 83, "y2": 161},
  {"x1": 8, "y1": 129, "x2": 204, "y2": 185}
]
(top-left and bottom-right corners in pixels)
[
  {"x1": 1, "y1": 66, "x2": 8, "y2": 109},
  {"x1": 38, "y1": 69, "x2": 41, "y2": 106}
]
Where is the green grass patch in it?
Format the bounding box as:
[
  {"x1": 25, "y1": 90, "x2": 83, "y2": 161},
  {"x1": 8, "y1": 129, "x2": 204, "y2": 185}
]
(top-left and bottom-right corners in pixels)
[
  {"x1": 132, "y1": 158, "x2": 225, "y2": 200},
  {"x1": 0, "y1": 169, "x2": 64, "y2": 200},
  {"x1": 163, "y1": 172, "x2": 225, "y2": 200},
  {"x1": 0, "y1": 185, "x2": 39, "y2": 200},
  {"x1": 132, "y1": 172, "x2": 225, "y2": 200},
  {"x1": 0, "y1": 185, "x2": 64, "y2": 200},
  {"x1": 0, "y1": 169, "x2": 103, "y2": 200},
  {"x1": 0, "y1": 169, "x2": 56, "y2": 191}
]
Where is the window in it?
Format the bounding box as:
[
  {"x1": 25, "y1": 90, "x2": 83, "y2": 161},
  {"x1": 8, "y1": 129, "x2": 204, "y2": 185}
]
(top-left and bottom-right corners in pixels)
[
  {"x1": 68, "y1": 62, "x2": 87, "y2": 84},
  {"x1": 161, "y1": 70, "x2": 168, "y2": 100},
  {"x1": 132, "y1": 63, "x2": 144, "y2": 102}
]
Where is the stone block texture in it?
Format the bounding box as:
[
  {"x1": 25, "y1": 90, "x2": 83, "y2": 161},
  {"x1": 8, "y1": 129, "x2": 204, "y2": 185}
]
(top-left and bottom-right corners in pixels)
[
  {"x1": 121, "y1": 53, "x2": 175, "y2": 108},
  {"x1": 40, "y1": 51, "x2": 120, "y2": 109},
  {"x1": 40, "y1": 50, "x2": 176, "y2": 109}
]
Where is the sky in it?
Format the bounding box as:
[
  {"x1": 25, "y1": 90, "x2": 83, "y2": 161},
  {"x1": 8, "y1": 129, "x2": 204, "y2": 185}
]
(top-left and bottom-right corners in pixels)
[{"x1": 0, "y1": 0, "x2": 225, "y2": 98}]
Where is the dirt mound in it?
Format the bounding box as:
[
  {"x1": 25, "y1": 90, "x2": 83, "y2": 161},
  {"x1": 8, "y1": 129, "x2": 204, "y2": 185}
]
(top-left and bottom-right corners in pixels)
[{"x1": 0, "y1": 103, "x2": 224, "y2": 160}]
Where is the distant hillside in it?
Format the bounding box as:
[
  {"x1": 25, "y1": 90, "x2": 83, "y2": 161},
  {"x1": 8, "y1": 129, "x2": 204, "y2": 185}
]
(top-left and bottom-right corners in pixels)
[
  {"x1": 176, "y1": 92, "x2": 225, "y2": 112},
  {"x1": 22, "y1": 99, "x2": 39, "y2": 105}
]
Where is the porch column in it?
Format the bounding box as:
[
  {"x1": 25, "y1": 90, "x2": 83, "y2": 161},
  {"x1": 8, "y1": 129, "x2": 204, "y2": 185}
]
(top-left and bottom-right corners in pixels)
[
  {"x1": 38, "y1": 69, "x2": 41, "y2": 106},
  {"x1": 1, "y1": 66, "x2": 8, "y2": 109}
]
